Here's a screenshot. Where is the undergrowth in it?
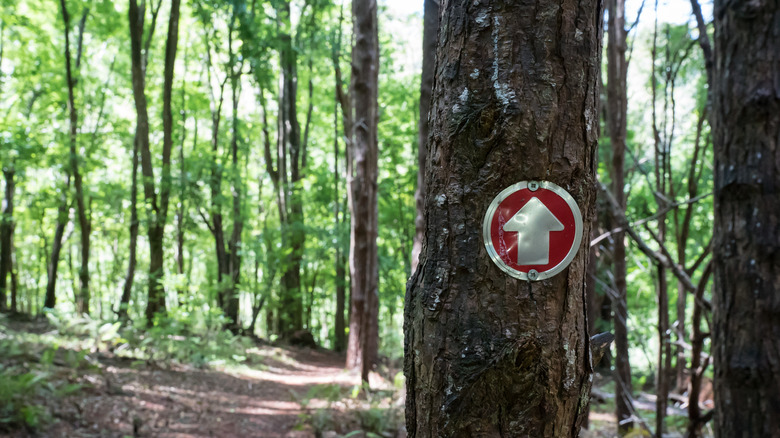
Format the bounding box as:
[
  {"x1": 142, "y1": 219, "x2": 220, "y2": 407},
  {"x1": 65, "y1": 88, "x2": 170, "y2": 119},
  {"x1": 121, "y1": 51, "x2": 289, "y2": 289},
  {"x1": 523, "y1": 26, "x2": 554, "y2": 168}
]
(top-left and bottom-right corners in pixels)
[
  {"x1": 293, "y1": 378, "x2": 405, "y2": 438},
  {"x1": 0, "y1": 309, "x2": 260, "y2": 433}
]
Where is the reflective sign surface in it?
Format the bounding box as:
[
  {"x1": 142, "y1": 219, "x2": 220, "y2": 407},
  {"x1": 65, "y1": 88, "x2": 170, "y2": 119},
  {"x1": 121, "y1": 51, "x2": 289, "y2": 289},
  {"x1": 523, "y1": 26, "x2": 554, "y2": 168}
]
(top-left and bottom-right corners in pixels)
[{"x1": 482, "y1": 181, "x2": 583, "y2": 281}]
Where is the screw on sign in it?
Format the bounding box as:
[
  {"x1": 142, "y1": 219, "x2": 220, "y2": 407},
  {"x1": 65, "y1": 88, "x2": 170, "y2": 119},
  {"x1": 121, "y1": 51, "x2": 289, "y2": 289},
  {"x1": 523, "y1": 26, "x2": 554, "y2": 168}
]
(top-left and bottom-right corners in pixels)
[{"x1": 482, "y1": 181, "x2": 583, "y2": 281}]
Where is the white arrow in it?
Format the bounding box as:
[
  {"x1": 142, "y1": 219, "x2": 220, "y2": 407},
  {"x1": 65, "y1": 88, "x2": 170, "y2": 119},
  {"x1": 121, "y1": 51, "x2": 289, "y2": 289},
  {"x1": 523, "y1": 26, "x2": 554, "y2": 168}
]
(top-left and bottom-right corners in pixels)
[{"x1": 502, "y1": 197, "x2": 564, "y2": 265}]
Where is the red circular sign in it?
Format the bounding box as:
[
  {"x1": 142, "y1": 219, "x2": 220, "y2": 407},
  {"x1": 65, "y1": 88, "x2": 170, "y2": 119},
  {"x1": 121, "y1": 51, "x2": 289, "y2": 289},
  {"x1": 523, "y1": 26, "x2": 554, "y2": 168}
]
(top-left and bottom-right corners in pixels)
[{"x1": 482, "y1": 181, "x2": 583, "y2": 280}]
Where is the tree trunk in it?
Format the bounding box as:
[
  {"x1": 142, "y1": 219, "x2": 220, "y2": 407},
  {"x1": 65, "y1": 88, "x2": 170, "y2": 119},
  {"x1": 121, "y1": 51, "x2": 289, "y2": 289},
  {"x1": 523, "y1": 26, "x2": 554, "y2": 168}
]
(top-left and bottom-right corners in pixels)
[
  {"x1": 410, "y1": 0, "x2": 439, "y2": 275},
  {"x1": 9, "y1": 238, "x2": 16, "y2": 313},
  {"x1": 226, "y1": 23, "x2": 243, "y2": 332},
  {"x1": 128, "y1": 0, "x2": 180, "y2": 324},
  {"x1": 60, "y1": 0, "x2": 91, "y2": 315},
  {"x1": 176, "y1": 49, "x2": 189, "y2": 303},
  {"x1": 333, "y1": 98, "x2": 346, "y2": 353},
  {"x1": 686, "y1": 261, "x2": 712, "y2": 438},
  {"x1": 119, "y1": 136, "x2": 139, "y2": 320},
  {"x1": 275, "y1": 1, "x2": 304, "y2": 333},
  {"x1": 332, "y1": 5, "x2": 352, "y2": 354},
  {"x1": 711, "y1": 1, "x2": 780, "y2": 436},
  {"x1": 655, "y1": 262, "x2": 671, "y2": 437},
  {"x1": 606, "y1": 0, "x2": 633, "y2": 432},
  {"x1": 403, "y1": 0, "x2": 602, "y2": 435},
  {"x1": 0, "y1": 168, "x2": 14, "y2": 311},
  {"x1": 45, "y1": 176, "x2": 70, "y2": 310},
  {"x1": 345, "y1": 0, "x2": 379, "y2": 384}
]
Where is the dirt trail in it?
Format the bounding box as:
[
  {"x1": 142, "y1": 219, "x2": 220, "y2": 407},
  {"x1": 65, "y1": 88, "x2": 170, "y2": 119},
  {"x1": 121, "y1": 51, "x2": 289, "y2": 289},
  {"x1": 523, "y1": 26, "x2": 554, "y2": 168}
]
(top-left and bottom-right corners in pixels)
[{"x1": 28, "y1": 347, "x2": 360, "y2": 438}]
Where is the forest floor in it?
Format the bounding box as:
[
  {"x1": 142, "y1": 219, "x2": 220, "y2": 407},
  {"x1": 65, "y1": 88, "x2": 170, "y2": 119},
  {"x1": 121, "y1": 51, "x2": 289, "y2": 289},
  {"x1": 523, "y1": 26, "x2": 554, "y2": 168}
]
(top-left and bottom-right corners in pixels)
[{"x1": 0, "y1": 315, "x2": 707, "y2": 438}]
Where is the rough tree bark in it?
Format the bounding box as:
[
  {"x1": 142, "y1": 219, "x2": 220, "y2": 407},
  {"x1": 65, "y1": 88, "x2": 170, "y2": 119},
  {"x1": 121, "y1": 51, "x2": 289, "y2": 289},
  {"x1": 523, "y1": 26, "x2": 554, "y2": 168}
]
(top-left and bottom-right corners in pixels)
[
  {"x1": 345, "y1": 0, "x2": 379, "y2": 383},
  {"x1": 606, "y1": 0, "x2": 633, "y2": 432},
  {"x1": 410, "y1": 0, "x2": 439, "y2": 274},
  {"x1": 711, "y1": 0, "x2": 780, "y2": 436},
  {"x1": 403, "y1": 0, "x2": 603, "y2": 435}
]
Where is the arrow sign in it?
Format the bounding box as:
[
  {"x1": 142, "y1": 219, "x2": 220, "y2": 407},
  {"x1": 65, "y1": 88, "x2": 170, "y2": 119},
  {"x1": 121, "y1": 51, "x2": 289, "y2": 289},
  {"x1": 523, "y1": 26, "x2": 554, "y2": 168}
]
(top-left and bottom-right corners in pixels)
[
  {"x1": 483, "y1": 181, "x2": 583, "y2": 281},
  {"x1": 502, "y1": 197, "x2": 564, "y2": 265}
]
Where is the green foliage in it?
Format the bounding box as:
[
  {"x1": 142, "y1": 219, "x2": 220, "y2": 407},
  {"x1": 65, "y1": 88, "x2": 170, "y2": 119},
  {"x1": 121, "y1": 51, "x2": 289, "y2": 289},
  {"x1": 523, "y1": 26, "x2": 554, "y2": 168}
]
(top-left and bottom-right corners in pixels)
[
  {"x1": 0, "y1": 335, "x2": 87, "y2": 432},
  {"x1": 0, "y1": 369, "x2": 49, "y2": 430}
]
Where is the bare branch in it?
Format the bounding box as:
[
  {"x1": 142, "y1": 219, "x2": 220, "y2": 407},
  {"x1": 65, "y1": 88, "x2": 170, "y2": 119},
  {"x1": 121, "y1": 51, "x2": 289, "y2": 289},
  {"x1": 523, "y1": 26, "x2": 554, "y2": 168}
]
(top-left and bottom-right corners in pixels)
[
  {"x1": 591, "y1": 190, "x2": 712, "y2": 247},
  {"x1": 689, "y1": 0, "x2": 713, "y2": 83},
  {"x1": 598, "y1": 183, "x2": 699, "y2": 293}
]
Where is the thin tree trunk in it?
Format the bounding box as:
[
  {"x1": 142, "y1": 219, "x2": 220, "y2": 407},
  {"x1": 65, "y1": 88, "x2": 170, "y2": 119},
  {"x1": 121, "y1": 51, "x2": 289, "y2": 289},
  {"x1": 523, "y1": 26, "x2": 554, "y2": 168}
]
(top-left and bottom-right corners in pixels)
[
  {"x1": 0, "y1": 168, "x2": 14, "y2": 311},
  {"x1": 410, "y1": 0, "x2": 439, "y2": 275},
  {"x1": 711, "y1": 0, "x2": 780, "y2": 436},
  {"x1": 332, "y1": 6, "x2": 352, "y2": 354},
  {"x1": 176, "y1": 47, "x2": 189, "y2": 302},
  {"x1": 345, "y1": 0, "x2": 379, "y2": 384},
  {"x1": 128, "y1": 0, "x2": 181, "y2": 324},
  {"x1": 333, "y1": 96, "x2": 346, "y2": 353},
  {"x1": 403, "y1": 0, "x2": 603, "y2": 434},
  {"x1": 274, "y1": 0, "x2": 304, "y2": 333},
  {"x1": 60, "y1": 1, "x2": 91, "y2": 315},
  {"x1": 655, "y1": 262, "x2": 671, "y2": 437},
  {"x1": 606, "y1": 0, "x2": 633, "y2": 432},
  {"x1": 226, "y1": 18, "x2": 243, "y2": 332},
  {"x1": 9, "y1": 237, "x2": 16, "y2": 313},
  {"x1": 118, "y1": 136, "x2": 139, "y2": 319},
  {"x1": 686, "y1": 261, "x2": 712, "y2": 438},
  {"x1": 45, "y1": 176, "x2": 70, "y2": 309}
]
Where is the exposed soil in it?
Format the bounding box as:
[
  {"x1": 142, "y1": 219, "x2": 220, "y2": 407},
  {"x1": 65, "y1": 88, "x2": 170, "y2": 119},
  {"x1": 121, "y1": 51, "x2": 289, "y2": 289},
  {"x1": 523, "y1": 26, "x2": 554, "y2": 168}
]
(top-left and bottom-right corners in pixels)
[{"x1": 0, "y1": 318, "x2": 371, "y2": 438}]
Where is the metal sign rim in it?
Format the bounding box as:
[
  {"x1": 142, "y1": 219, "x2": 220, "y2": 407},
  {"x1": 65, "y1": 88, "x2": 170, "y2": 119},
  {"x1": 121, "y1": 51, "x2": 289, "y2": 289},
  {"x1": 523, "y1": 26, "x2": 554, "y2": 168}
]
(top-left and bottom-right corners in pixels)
[{"x1": 482, "y1": 180, "x2": 583, "y2": 281}]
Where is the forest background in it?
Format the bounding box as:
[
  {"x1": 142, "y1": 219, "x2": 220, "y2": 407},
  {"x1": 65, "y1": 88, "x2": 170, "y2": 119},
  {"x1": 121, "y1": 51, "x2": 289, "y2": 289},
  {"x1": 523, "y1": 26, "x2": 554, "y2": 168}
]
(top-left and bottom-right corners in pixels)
[{"x1": 0, "y1": 0, "x2": 720, "y2": 436}]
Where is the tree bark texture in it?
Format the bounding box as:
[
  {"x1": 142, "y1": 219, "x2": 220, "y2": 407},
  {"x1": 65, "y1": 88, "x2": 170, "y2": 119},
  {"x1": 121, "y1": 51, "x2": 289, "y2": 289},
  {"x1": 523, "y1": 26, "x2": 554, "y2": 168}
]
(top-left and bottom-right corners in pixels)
[
  {"x1": 403, "y1": 0, "x2": 603, "y2": 435},
  {"x1": 605, "y1": 0, "x2": 633, "y2": 432},
  {"x1": 411, "y1": 0, "x2": 439, "y2": 275},
  {"x1": 345, "y1": 0, "x2": 379, "y2": 382},
  {"x1": 711, "y1": 0, "x2": 780, "y2": 436}
]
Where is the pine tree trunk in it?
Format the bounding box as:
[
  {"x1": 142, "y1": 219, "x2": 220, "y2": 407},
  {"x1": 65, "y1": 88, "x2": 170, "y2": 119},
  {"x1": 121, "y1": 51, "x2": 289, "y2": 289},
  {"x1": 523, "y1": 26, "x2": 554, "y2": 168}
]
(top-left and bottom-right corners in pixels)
[
  {"x1": 404, "y1": 0, "x2": 602, "y2": 435},
  {"x1": 411, "y1": 0, "x2": 439, "y2": 274},
  {"x1": 711, "y1": 1, "x2": 780, "y2": 436},
  {"x1": 345, "y1": 0, "x2": 379, "y2": 384}
]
